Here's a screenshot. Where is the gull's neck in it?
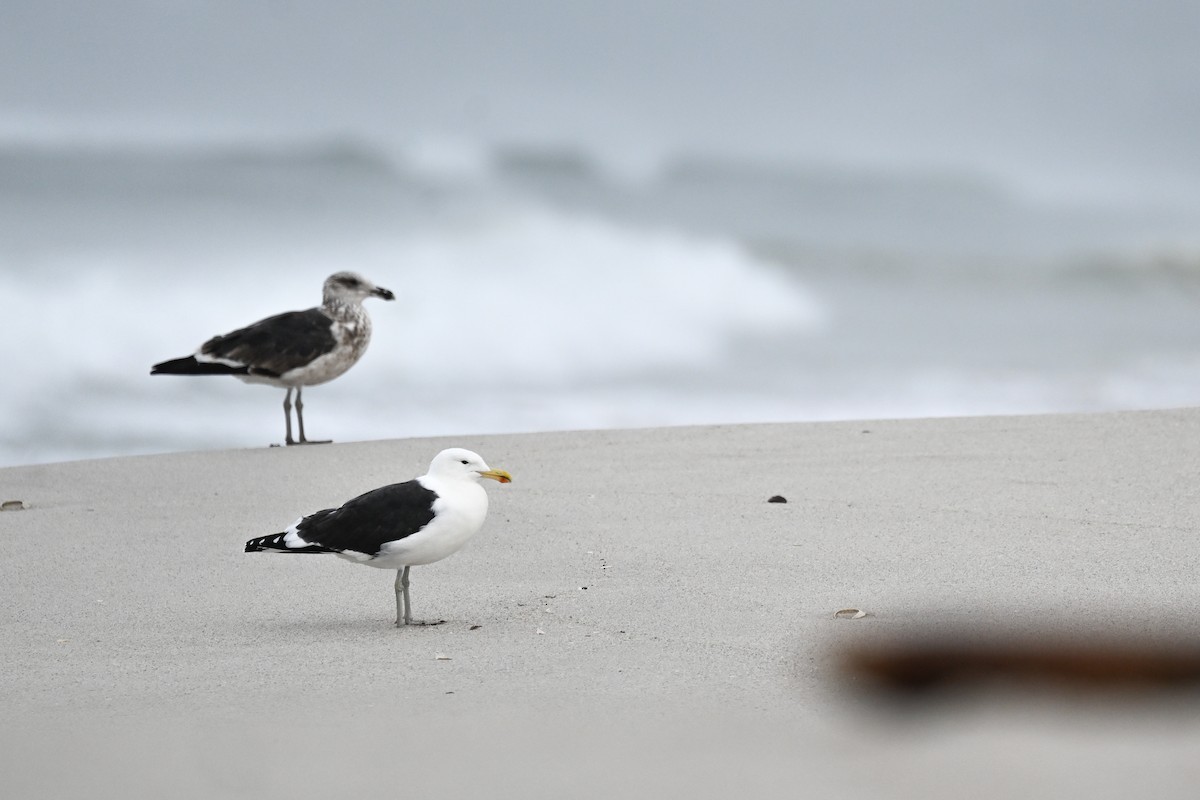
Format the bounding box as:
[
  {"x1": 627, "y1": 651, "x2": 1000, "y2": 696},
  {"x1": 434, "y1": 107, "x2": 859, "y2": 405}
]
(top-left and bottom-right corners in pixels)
[{"x1": 323, "y1": 294, "x2": 369, "y2": 323}]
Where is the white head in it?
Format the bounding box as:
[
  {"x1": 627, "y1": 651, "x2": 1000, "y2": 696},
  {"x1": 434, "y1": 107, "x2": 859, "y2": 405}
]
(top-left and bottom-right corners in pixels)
[
  {"x1": 322, "y1": 271, "x2": 396, "y2": 305},
  {"x1": 427, "y1": 448, "x2": 513, "y2": 484}
]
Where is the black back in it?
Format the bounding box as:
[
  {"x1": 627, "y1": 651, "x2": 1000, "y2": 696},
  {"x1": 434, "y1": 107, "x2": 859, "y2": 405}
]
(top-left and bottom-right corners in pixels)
[
  {"x1": 201, "y1": 307, "x2": 337, "y2": 376},
  {"x1": 294, "y1": 479, "x2": 440, "y2": 556}
]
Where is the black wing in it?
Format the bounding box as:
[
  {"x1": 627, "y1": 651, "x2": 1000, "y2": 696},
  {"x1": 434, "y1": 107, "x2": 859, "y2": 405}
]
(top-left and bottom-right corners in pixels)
[
  {"x1": 293, "y1": 479, "x2": 439, "y2": 556},
  {"x1": 200, "y1": 307, "x2": 337, "y2": 377}
]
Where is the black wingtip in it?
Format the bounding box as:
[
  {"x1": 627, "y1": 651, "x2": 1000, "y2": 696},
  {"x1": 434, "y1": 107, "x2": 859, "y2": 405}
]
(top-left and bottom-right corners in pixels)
[
  {"x1": 152, "y1": 356, "x2": 251, "y2": 376},
  {"x1": 245, "y1": 533, "x2": 278, "y2": 552},
  {"x1": 244, "y1": 533, "x2": 332, "y2": 554},
  {"x1": 151, "y1": 356, "x2": 194, "y2": 375}
]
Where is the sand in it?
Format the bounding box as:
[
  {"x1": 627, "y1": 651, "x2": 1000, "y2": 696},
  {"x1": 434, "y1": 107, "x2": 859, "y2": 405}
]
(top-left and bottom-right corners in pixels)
[{"x1": 2, "y1": 411, "x2": 1200, "y2": 797}]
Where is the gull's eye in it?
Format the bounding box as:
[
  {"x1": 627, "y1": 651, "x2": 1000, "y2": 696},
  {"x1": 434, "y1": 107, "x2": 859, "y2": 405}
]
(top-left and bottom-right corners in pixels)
[{"x1": 461, "y1": 459, "x2": 469, "y2": 465}]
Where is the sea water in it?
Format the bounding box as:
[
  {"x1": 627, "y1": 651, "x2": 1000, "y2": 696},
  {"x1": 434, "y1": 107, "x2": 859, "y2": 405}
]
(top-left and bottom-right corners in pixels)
[{"x1": 3, "y1": 134, "x2": 1200, "y2": 466}]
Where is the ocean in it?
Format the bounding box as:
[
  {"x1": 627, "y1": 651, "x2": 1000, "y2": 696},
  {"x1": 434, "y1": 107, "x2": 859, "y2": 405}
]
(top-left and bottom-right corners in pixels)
[{"x1": 3, "y1": 133, "x2": 1200, "y2": 467}]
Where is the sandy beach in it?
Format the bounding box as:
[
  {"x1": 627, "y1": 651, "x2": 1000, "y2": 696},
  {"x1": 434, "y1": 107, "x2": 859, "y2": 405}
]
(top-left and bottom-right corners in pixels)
[{"x1": 3, "y1": 410, "x2": 1200, "y2": 797}]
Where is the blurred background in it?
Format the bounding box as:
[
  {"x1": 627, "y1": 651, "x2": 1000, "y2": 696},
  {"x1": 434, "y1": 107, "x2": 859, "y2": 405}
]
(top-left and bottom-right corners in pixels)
[{"x1": 3, "y1": 1, "x2": 1200, "y2": 466}]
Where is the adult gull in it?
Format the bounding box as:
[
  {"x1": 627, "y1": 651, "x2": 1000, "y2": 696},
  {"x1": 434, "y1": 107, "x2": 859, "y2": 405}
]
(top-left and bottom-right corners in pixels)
[{"x1": 244, "y1": 448, "x2": 513, "y2": 626}]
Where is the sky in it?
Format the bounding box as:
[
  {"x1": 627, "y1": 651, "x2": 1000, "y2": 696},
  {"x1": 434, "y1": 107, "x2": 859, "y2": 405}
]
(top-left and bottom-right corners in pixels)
[{"x1": 2, "y1": 1, "x2": 1199, "y2": 206}]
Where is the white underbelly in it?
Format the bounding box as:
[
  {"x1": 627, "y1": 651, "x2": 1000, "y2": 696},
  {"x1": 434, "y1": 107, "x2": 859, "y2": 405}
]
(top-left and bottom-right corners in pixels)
[
  {"x1": 278, "y1": 346, "x2": 363, "y2": 386},
  {"x1": 352, "y1": 506, "x2": 487, "y2": 569}
]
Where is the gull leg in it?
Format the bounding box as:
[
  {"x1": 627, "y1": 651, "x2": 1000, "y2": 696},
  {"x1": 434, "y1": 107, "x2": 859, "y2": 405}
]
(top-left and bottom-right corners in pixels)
[
  {"x1": 401, "y1": 565, "x2": 412, "y2": 625},
  {"x1": 294, "y1": 387, "x2": 332, "y2": 445},
  {"x1": 282, "y1": 388, "x2": 295, "y2": 446},
  {"x1": 394, "y1": 567, "x2": 409, "y2": 627},
  {"x1": 295, "y1": 387, "x2": 308, "y2": 444},
  {"x1": 393, "y1": 565, "x2": 444, "y2": 627}
]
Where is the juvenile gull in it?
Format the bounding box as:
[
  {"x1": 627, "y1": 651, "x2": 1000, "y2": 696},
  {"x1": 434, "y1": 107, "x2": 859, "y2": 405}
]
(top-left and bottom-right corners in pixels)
[
  {"x1": 244, "y1": 448, "x2": 513, "y2": 626},
  {"x1": 151, "y1": 271, "x2": 394, "y2": 445}
]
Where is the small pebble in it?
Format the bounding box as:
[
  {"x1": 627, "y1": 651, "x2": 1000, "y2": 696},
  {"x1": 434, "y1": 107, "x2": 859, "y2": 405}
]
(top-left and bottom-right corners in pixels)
[
  {"x1": 768, "y1": 495, "x2": 787, "y2": 504},
  {"x1": 1, "y1": 500, "x2": 27, "y2": 511}
]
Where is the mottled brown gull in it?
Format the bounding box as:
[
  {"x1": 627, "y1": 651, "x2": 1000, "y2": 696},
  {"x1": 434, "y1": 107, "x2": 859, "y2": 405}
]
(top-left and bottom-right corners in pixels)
[{"x1": 151, "y1": 271, "x2": 394, "y2": 445}]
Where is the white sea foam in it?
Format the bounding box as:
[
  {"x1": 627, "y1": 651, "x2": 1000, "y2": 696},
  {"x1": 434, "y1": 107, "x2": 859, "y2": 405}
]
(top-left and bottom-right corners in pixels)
[
  {"x1": 0, "y1": 207, "x2": 827, "y2": 463},
  {"x1": 3, "y1": 132, "x2": 1200, "y2": 466},
  {"x1": 6, "y1": 209, "x2": 821, "y2": 382},
  {"x1": 380, "y1": 210, "x2": 824, "y2": 382}
]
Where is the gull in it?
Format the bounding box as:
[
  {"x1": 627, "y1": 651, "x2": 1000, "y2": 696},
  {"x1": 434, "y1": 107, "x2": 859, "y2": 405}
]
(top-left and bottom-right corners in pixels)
[
  {"x1": 151, "y1": 271, "x2": 394, "y2": 445},
  {"x1": 244, "y1": 448, "x2": 513, "y2": 626}
]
